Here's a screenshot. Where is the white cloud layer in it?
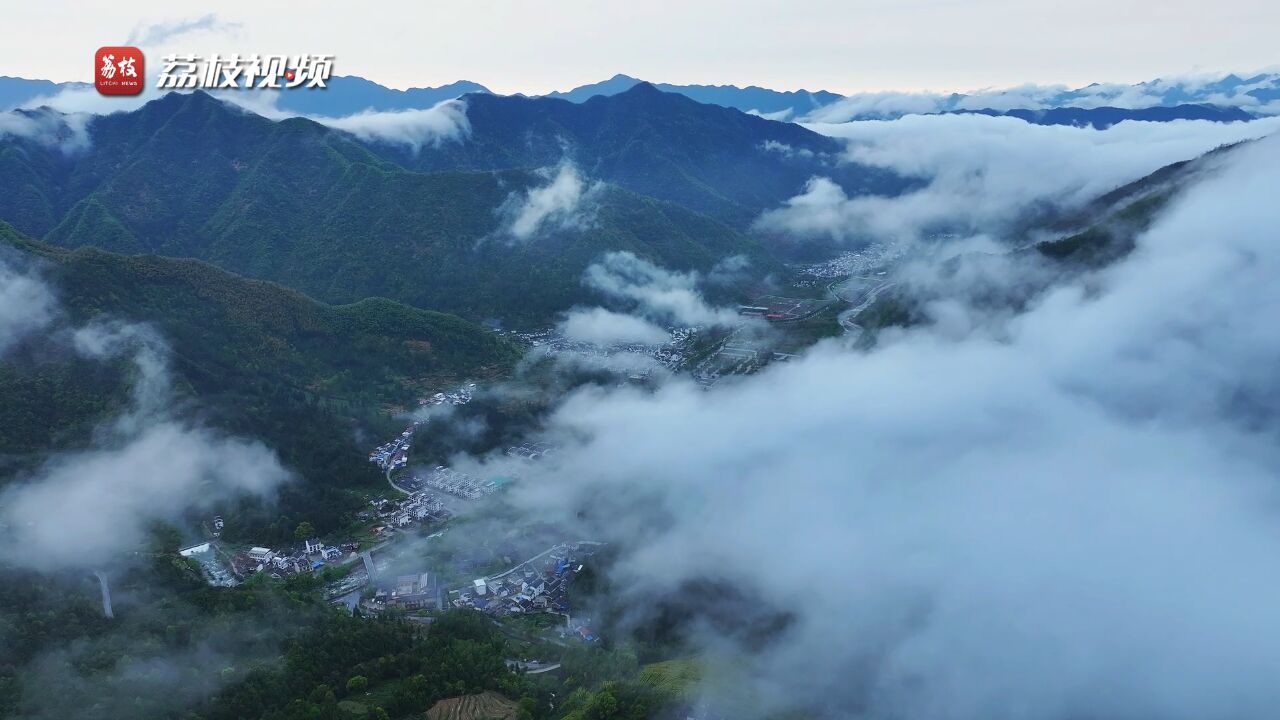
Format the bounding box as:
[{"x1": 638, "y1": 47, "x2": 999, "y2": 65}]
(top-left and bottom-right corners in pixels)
[
  {"x1": 490, "y1": 133, "x2": 1280, "y2": 719},
  {"x1": 757, "y1": 113, "x2": 1280, "y2": 243}
]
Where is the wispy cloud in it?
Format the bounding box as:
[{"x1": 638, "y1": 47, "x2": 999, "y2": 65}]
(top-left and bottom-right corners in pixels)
[
  {"x1": 584, "y1": 251, "x2": 742, "y2": 327},
  {"x1": 125, "y1": 13, "x2": 242, "y2": 47},
  {"x1": 498, "y1": 162, "x2": 601, "y2": 241},
  {"x1": 0, "y1": 264, "x2": 289, "y2": 570},
  {"x1": 0, "y1": 107, "x2": 92, "y2": 151},
  {"x1": 557, "y1": 307, "x2": 671, "y2": 346},
  {"x1": 0, "y1": 255, "x2": 58, "y2": 354},
  {"x1": 14, "y1": 84, "x2": 471, "y2": 153},
  {"x1": 318, "y1": 100, "x2": 470, "y2": 151},
  {"x1": 221, "y1": 91, "x2": 472, "y2": 151},
  {"x1": 747, "y1": 108, "x2": 794, "y2": 121},
  {"x1": 759, "y1": 139, "x2": 816, "y2": 159}
]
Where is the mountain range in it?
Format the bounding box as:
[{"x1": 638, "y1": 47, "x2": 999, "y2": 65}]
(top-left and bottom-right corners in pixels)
[
  {"x1": 543, "y1": 72, "x2": 1280, "y2": 121},
  {"x1": 8, "y1": 70, "x2": 1278, "y2": 124},
  {"x1": 378, "y1": 82, "x2": 906, "y2": 225},
  {"x1": 954, "y1": 103, "x2": 1256, "y2": 129},
  {"x1": 540, "y1": 73, "x2": 843, "y2": 117},
  {"x1": 1, "y1": 79, "x2": 891, "y2": 541},
  {"x1": 807, "y1": 72, "x2": 1280, "y2": 122},
  {"x1": 0, "y1": 72, "x2": 840, "y2": 119},
  {"x1": 3, "y1": 85, "x2": 888, "y2": 324},
  {"x1": 0, "y1": 76, "x2": 88, "y2": 111},
  {"x1": 0, "y1": 73, "x2": 1251, "y2": 536},
  {"x1": 13, "y1": 77, "x2": 1255, "y2": 335}
]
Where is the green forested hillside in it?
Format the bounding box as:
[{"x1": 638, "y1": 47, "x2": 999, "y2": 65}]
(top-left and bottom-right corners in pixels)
[
  {"x1": 1034, "y1": 143, "x2": 1241, "y2": 265},
  {"x1": 1, "y1": 91, "x2": 780, "y2": 325},
  {"x1": 0, "y1": 223, "x2": 518, "y2": 541},
  {"x1": 0, "y1": 551, "x2": 533, "y2": 720}
]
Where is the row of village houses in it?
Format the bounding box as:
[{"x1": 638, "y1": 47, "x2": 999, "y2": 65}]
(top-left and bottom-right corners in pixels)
[
  {"x1": 368, "y1": 491, "x2": 452, "y2": 532},
  {"x1": 451, "y1": 544, "x2": 599, "y2": 618},
  {"x1": 222, "y1": 488, "x2": 453, "y2": 581},
  {"x1": 231, "y1": 539, "x2": 359, "y2": 578}
]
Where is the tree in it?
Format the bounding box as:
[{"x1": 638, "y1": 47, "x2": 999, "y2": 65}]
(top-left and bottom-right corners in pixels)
[
  {"x1": 295, "y1": 521, "x2": 315, "y2": 541},
  {"x1": 346, "y1": 675, "x2": 368, "y2": 694},
  {"x1": 587, "y1": 688, "x2": 618, "y2": 720}
]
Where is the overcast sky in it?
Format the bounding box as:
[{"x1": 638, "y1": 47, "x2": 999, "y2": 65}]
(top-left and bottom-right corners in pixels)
[{"x1": 2, "y1": 1, "x2": 1277, "y2": 95}]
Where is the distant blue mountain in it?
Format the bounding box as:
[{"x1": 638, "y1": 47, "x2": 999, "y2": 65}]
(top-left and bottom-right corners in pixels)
[
  {"x1": 541, "y1": 74, "x2": 645, "y2": 103},
  {"x1": 542, "y1": 74, "x2": 844, "y2": 117},
  {"x1": 547, "y1": 72, "x2": 1280, "y2": 124},
  {"x1": 271, "y1": 75, "x2": 491, "y2": 116},
  {"x1": 0, "y1": 76, "x2": 86, "y2": 111},
  {"x1": 7, "y1": 69, "x2": 1278, "y2": 124},
  {"x1": 1129, "y1": 72, "x2": 1278, "y2": 106},
  {"x1": 0, "y1": 74, "x2": 490, "y2": 116},
  {"x1": 1022, "y1": 73, "x2": 1280, "y2": 112},
  {"x1": 810, "y1": 72, "x2": 1280, "y2": 122},
  {"x1": 955, "y1": 103, "x2": 1255, "y2": 129}
]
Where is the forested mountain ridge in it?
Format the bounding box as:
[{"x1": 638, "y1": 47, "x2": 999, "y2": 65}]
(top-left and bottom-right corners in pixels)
[
  {"x1": 541, "y1": 73, "x2": 844, "y2": 116},
  {"x1": 1033, "y1": 141, "x2": 1244, "y2": 265},
  {"x1": 382, "y1": 82, "x2": 907, "y2": 226},
  {"x1": 0, "y1": 90, "x2": 783, "y2": 324}
]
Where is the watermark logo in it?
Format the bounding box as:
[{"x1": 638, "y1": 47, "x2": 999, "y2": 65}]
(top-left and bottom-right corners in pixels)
[
  {"x1": 95, "y1": 46, "x2": 144, "y2": 95},
  {"x1": 156, "y1": 54, "x2": 334, "y2": 90}
]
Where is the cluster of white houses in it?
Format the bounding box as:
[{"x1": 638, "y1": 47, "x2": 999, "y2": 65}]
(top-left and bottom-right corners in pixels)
[
  {"x1": 451, "y1": 543, "x2": 601, "y2": 617},
  {"x1": 419, "y1": 382, "x2": 477, "y2": 407},
  {"x1": 231, "y1": 539, "x2": 356, "y2": 578},
  {"x1": 422, "y1": 466, "x2": 498, "y2": 500},
  {"x1": 370, "y1": 491, "x2": 452, "y2": 531},
  {"x1": 369, "y1": 572, "x2": 440, "y2": 611}
]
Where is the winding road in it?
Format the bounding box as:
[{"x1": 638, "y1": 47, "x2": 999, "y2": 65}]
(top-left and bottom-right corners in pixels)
[
  {"x1": 831, "y1": 277, "x2": 897, "y2": 336},
  {"x1": 508, "y1": 661, "x2": 562, "y2": 674},
  {"x1": 386, "y1": 466, "x2": 410, "y2": 494}
]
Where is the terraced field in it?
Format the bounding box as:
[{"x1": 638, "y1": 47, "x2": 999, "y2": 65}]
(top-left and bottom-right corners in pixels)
[
  {"x1": 424, "y1": 691, "x2": 519, "y2": 720},
  {"x1": 640, "y1": 658, "x2": 703, "y2": 701}
]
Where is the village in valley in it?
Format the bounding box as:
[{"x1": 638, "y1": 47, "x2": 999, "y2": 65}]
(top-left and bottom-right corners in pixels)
[
  {"x1": 173, "y1": 243, "x2": 908, "y2": 651},
  {"x1": 173, "y1": 372, "x2": 607, "y2": 649}
]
